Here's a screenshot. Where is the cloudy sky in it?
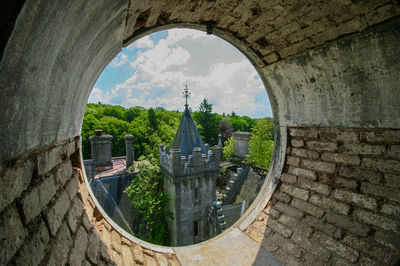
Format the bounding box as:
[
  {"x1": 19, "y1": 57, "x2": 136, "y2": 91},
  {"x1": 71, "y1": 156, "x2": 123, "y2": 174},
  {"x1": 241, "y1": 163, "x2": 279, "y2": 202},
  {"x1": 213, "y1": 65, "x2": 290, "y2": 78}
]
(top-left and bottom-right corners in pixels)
[{"x1": 90, "y1": 29, "x2": 272, "y2": 118}]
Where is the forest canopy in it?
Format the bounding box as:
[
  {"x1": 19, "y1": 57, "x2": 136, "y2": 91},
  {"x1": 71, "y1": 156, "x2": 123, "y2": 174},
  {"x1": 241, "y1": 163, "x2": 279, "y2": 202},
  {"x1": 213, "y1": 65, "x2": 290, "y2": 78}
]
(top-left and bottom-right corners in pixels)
[{"x1": 81, "y1": 102, "x2": 264, "y2": 160}]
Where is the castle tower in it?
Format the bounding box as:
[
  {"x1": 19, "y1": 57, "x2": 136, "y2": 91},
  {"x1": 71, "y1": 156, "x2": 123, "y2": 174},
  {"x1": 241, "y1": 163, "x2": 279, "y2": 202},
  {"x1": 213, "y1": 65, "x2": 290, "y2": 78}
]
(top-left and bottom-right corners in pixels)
[{"x1": 160, "y1": 85, "x2": 220, "y2": 246}]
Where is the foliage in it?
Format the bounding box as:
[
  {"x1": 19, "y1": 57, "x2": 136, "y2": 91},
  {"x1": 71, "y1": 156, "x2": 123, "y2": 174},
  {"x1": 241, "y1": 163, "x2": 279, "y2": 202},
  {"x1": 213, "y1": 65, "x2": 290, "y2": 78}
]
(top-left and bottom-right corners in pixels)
[
  {"x1": 222, "y1": 136, "x2": 235, "y2": 161},
  {"x1": 246, "y1": 118, "x2": 274, "y2": 169},
  {"x1": 218, "y1": 119, "x2": 233, "y2": 144},
  {"x1": 193, "y1": 98, "x2": 219, "y2": 145},
  {"x1": 81, "y1": 103, "x2": 180, "y2": 160},
  {"x1": 124, "y1": 155, "x2": 172, "y2": 245}
]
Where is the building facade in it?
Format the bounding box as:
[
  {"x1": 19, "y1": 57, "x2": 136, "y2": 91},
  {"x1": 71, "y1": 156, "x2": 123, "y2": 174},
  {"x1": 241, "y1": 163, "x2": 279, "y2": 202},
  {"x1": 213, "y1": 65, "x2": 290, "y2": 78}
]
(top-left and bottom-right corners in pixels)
[{"x1": 160, "y1": 101, "x2": 221, "y2": 246}]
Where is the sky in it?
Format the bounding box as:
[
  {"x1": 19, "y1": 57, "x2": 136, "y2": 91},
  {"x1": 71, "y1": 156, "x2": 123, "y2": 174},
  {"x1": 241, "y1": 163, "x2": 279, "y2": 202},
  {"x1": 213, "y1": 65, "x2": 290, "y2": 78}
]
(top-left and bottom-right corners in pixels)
[{"x1": 90, "y1": 29, "x2": 272, "y2": 118}]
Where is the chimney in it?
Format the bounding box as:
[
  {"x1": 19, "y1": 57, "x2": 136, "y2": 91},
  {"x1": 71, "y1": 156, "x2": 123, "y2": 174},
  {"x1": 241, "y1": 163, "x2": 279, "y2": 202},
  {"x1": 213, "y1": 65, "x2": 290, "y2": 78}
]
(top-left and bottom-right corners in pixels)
[
  {"x1": 124, "y1": 134, "x2": 134, "y2": 170},
  {"x1": 89, "y1": 130, "x2": 113, "y2": 167}
]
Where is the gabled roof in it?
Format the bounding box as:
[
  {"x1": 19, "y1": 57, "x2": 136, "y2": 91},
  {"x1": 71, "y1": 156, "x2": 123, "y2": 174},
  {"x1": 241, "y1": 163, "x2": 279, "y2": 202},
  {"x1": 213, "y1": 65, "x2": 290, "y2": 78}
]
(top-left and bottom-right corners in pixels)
[{"x1": 171, "y1": 106, "x2": 206, "y2": 158}]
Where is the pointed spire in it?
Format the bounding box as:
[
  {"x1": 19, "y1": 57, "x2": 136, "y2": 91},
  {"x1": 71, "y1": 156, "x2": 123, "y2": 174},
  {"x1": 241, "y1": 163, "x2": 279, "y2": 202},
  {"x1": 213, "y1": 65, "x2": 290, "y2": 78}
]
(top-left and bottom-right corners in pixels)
[
  {"x1": 171, "y1": 85, "x2": 206, "y2": 157},
  {"x1": 183, "y1": 84, "x2": 191, "y2": 109}
]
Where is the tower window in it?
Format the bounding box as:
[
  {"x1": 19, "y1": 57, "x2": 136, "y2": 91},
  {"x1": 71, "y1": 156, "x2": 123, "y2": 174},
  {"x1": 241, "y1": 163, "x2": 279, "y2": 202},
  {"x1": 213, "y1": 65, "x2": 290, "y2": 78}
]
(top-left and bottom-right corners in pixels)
[{"x1": 194, "y1": 221, "x2": 199, "y2": 237}]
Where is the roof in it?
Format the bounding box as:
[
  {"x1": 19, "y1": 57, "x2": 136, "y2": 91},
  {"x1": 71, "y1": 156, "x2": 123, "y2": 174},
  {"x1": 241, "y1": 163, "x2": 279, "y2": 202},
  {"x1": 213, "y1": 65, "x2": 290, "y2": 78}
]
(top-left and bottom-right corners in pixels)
[{"x1": 171, "y1": 106, "x2": 206, "y2": 158}]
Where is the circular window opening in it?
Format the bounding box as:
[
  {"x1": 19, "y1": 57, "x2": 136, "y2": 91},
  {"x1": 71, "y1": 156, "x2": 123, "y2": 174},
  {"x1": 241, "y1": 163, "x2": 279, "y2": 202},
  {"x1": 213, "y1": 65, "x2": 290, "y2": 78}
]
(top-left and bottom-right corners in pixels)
[{"x1": 81, "y1": 28, "x2": 274, "y2": 247}]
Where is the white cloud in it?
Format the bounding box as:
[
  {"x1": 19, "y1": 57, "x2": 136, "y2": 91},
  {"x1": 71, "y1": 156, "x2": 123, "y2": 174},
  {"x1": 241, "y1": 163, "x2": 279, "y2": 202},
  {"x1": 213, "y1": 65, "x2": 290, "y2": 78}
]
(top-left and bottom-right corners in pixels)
[
  {"x1": 92, "y1": 29, "x2": 271, "y2": 118},
  {"x1": 110, "y1": 53, "x2": 128, "y2": 67},
  {"x1": 133, "y1": 35, "x2": 154, "y2": 49}
]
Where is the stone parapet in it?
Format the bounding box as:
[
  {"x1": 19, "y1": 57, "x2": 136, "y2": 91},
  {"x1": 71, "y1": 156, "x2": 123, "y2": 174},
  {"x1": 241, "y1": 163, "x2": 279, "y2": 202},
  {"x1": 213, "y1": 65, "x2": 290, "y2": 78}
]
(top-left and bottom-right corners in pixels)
[{"x1": 159, "y1": 145, "x2": 221, "y2": 177}]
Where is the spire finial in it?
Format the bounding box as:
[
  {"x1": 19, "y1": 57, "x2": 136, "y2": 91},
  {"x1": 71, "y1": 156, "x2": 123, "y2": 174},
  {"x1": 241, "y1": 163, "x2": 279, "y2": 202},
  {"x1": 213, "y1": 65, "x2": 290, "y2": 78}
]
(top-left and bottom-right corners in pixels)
[{"x1": 183, "y1": 84, "x2": 191, "y2": 108}]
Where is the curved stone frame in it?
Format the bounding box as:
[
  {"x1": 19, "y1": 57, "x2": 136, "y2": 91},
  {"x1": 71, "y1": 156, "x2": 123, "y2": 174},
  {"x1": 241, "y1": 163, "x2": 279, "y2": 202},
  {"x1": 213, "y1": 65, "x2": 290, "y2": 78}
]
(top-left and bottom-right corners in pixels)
[{"x1": 81, "y1": 23, "x2": 287, "y2": 256}]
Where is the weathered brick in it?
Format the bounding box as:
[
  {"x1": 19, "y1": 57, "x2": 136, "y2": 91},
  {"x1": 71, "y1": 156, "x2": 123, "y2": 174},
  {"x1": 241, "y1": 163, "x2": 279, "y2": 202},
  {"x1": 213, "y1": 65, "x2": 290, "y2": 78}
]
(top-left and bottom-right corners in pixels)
[
  {"x1": 21, "y1": 186, "x2": 40, "y2": 222},
  {"x1": 365, "y1": 130, "x2": 400, "y2": 143},
  {"x1": 319, "y1": 129, "x2": 359, "y2": 143},
  {"x1": 297, "y1": 176, "x2": 330, "y2": 196},
  {"x1": 260, "y1": 234, "x2": 279, "y2": 252},
  {"x1": 275, "y1": 202, "x2": 304, "y2": 220},
  {"x1": 269, "y1": 207, "x2": 281, "y2": 219},
  {"x1": 267, "y1": 218, "x2": 293, "y2": 238},
  {"x1": 342, "y1": 234, "x2": 371, "y2": 252},
  {"x1": 155, "y1": 253, "x2": 169, "y2": 266},
  {"x1": 55, "y1": 161, "x2": 73, "y2": 187},
  {"x1": 365, "y1": 4, "x2": 399, "y2": 25},
  {"x1": 132, "y1": 244, "x2": 145, "y2": 265},
  {"x1": 67, "y1": 196, "x2": 83, "y2": 233},
  {"x1": 279, "y1": 214, "x2": 313, "y2": 237},
  {"x1": 273, "y1": 248, "x2": 302, "y2": 266},
  {"x1": 279, "y1": 38, "x2": 314, "y2": 58},
  {"x1": 369, "y1": 245, "x2": 399, "y2": 264},
  {"x1": 363, "y1": 158, "x2": 400, "y2": 173},
  {"x1": 387, "y1": 145, "x2": 400, "y2": 159},
  {"x1": 292, "y1": 148, "x2": 319, "y2": 159},
  {"x1": 326, "y1": 213, "x2": 370, "y2": 237},
  {"x1": 280, "y1": 183, "x2": 309, "y2": 201},
  {"x1": 291, "y1": 139, "x2": 304, "y2": 148},
  {"x1": 304, "y1": 215, "x2": 340, "y2": 238},
  {"x1": 343, "y1": 143, "x2": 385, "y2": 156},
  {"x1": 321, "y1": 153, "x2": 360, "y2": 166},
  {"x1": 354, "y1": 209, "x2": 399, "y2": 233},
  {"x1": 302, "y1": 159, "x2": 336, "y2": 174},
  {"x1": 291, "y1": 198, "x2": 325, "y2": 218},
  {"x1": 361, "y1": 182, "x2": 400, "y2": 203},
  {"x1": 69, "y1": 226, "x2": 88, "y2": 265},
  {"x1": 291, "y1": 232, "x2": 331, "y2": 262},
  {"x1": 306, "y1": 141, "x2": 337, "y2": 151},
  {"x1": 302, "y1": 252, "x2": 326, "y2": 266},
  {"x1": 64, "y1": 140, "x2": 77, "y2": 158},
  {"x1": 384, "y1": 173, "x2": 400, "y2": 188},
  {"x1": 66, "y1": 172, "x2": 80, "y2": 200},
  {"x1": 332, "y1": 176, "x2": 358, "y2": 190},
  {"x1": 309, "y1": 193, "x2": 350, "y2": 215},
  {"x1": 312, "y1": 232, "x2": 359, "y2": 262},
  {"x1": 264, "y1": 52, "x2": 279, "y2": 64},
  {"x1": 270, "y1": 231, "x2": 302, "y2": 258},
  {"x1": 333, "y1": 189, "x2": 377, "y2": 210},
  {"x1": 287, "y1": 156, "x2": 300, "y2": 166},
  {"x1": 0, "y1": 159, "x2": 34, "y2": 212},
  {"x1": 46, "y1": 189, "x2": 70, "y2": 236},
  {"x1": 37, "y1": 145, "x2": 63, "y2": 175},
  {"x1": 22, "y1": 174, "x2": 57, "y2": 222},
  {"x1": 100, "y1": 243, "x2": 111, "y2": 262},
  {"x1": 288, "y1": 166, "x2": 316, "y2": 180},
  {"x1": 144, "y1": 254, "x2": 158, "y2": 266},
  {"x1": 375, "y1": 230, "x2": 400, "y2": 250},
  {"x1": 273, "y1": 190, "x2": 291, "y2": 204},
  {"x1": 360, "y1": 257, "x2": 377, "y2": 266},
  {"x1": 281, "y1": 173, "x2": 297, "y2": 184},
  {"x1": 339, "y1": 166, "x2": 383, "y2": 184},
  {"x1": 381, "y1": 203, "x2": 400, "y2": 217},
  {"x1": 0, "y1": 205, "x2": 27, "y2": 265},
  {"x1": 87, "y1": 228, "x2": 101, "y2": 264},
  {"x1": 14, "y1": 221, "x2": 49, "y2": 266},
  {"x1": 46, "y1": 223, "x2": 71, "y2": 265}
]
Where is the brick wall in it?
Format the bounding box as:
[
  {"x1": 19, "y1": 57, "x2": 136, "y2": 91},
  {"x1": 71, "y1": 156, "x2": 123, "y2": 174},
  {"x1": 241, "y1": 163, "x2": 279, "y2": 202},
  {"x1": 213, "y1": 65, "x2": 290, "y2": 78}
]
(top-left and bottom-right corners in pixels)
[
  {"x1": 245, "y1": 127, "x2": 400, "y2": 265},
  {"x1": 0, "y1": 138, "x2": 179, "y2": 265}
]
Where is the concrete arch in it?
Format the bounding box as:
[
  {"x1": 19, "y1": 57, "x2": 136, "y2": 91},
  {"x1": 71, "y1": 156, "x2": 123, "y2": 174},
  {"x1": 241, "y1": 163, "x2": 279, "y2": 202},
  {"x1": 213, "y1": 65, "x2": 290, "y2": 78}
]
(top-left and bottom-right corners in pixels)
[{"x1": 0, "y1": 1, "x2": 399, "y2": 265}]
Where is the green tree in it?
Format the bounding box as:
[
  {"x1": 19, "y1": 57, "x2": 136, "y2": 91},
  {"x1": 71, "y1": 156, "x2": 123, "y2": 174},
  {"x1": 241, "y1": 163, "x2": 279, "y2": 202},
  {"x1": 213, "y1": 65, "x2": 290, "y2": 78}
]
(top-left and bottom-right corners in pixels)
[
  {"x1": 223, "y1": 136, "x2": 235, "y2": 161},
  {"x1": 246, "y1": 119, "x2": 274, "y2": 169},
  {"x1": 124, "y1": 156, "x2": 171, "y2": 245},
  {"x1": 148, "y1": 108, "x2": 158, "y2": 131},
  {"x1": 218, "y1": 118, "x2": 233, "y2": 144},
  {"x1": 193, "y1": 98, "x2": 219, "y2": 145},
  {"x1": 81, "y1": 114, "x2": 99, "y2": 159}
]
